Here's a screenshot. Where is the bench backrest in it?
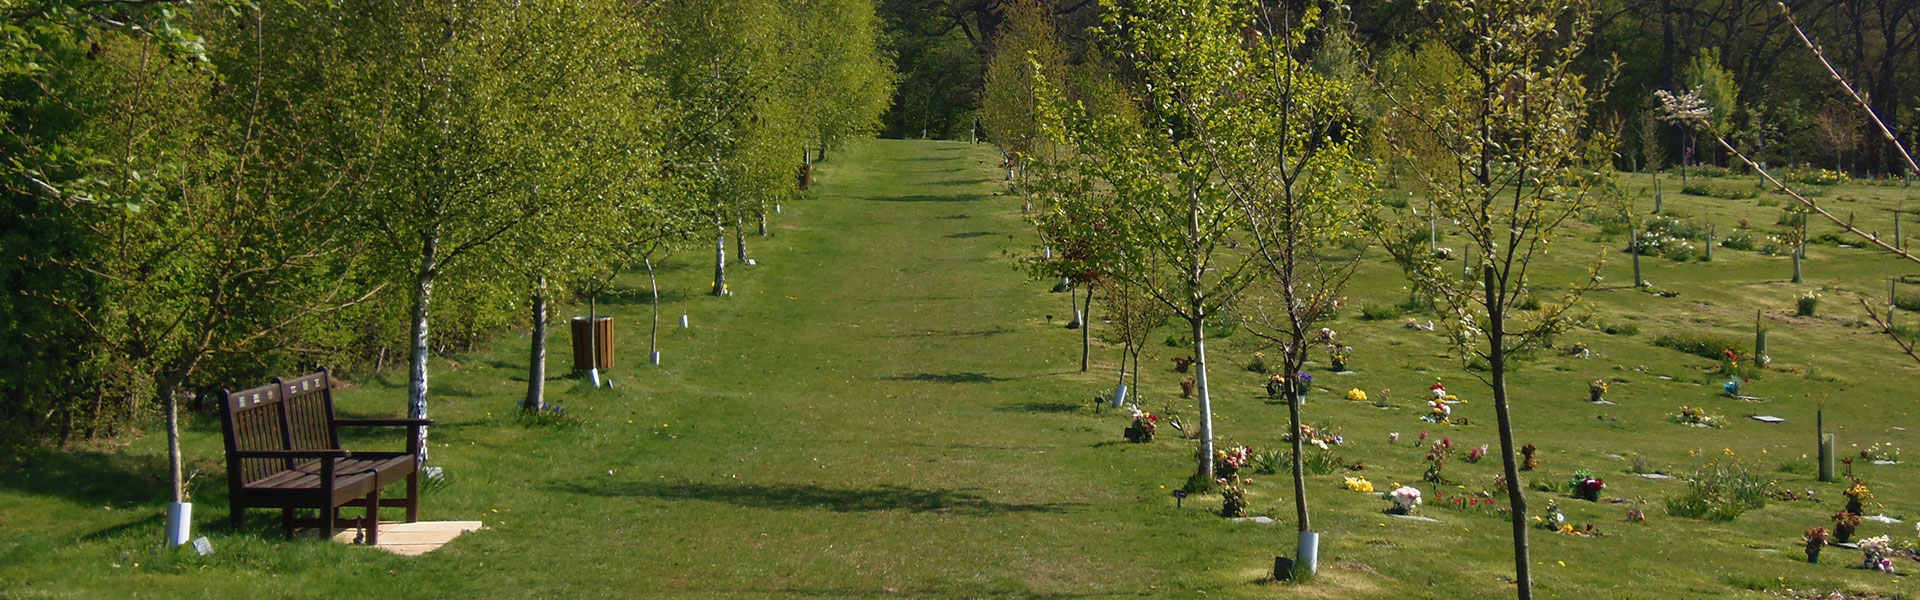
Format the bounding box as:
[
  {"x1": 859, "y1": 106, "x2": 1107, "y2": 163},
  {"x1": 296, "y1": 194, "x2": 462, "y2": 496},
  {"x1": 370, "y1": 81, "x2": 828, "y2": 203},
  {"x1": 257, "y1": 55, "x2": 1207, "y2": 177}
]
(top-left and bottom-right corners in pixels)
[{"x1": 220, "y1": 369, "x2": 341, "y2": 486}]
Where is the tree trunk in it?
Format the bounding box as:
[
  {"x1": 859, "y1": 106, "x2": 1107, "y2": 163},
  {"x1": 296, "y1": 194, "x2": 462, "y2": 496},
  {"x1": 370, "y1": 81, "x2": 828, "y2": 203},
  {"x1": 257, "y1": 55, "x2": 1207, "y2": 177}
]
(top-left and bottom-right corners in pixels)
[
  {"x1": 735, "y1": 215, "x2": 748, "y2": 264},
  {"x1": 1285, "y1": 354, "x2": 1310, "y2": 534},
  {"x1": 164, "y1": 384, "x2": 183, "y2": 503},
  {"x1": 1191, "y1": 314, "x2": 1216, "y2": 480},
  {"x1": 408, "y1": 238, "x2": 439, "y2": 464},
  {"x1": 646, "y1": 256, "x2": 660, "y2": 361},
  {"x1": 712, "y1": 223, "x2": 726, "y2": 296},
  {"x1": 759, "y1": 210, "x2": 768, "y2": 237},
  {"x1": 816, "y1": 145, "x2": 827, "y2": 163},
  {"x1": 1485, "y1": 265, "x2": 1532, "y2": 600},
  {"x1": 1080, "y1": 289, "x2": 1093, "y2": 372},
  {"x1": 524, "y1": 277, "x2": 548, "y2": 413},
  {"x1": 1631, "y1": 223, "x2": 1643, "y2": 288}
]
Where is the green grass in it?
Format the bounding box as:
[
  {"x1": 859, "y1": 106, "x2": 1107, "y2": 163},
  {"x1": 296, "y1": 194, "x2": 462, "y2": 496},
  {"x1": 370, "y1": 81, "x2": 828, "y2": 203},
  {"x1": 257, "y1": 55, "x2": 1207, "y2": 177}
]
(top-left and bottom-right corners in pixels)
[{"x1": 4, "y1": 145, "x2": 1920, "y2": 599}]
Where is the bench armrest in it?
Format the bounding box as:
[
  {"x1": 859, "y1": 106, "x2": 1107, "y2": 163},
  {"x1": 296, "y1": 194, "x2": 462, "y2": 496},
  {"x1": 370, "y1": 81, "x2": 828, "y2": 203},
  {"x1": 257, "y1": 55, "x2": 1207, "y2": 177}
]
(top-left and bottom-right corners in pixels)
[
  {"x1": 231, "y1": 449, "x2": 351, "y2": 459},
  {"x1": 334, "y1": 418, "x2": 435, "y2": 427}
]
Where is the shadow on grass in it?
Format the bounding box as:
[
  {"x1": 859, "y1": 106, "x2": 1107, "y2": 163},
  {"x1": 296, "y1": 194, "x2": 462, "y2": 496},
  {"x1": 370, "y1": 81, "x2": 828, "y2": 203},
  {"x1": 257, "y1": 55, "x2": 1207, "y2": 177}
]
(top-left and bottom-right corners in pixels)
[
  {"x1": 0, "y1": 448, "x2": 170, "y2": 507},
  {"x1": 868, "y1": 194, "x2": 986, "y2": 203},
  {"x1": 945, "y1": 231, "x2": 995, "y2": 239},
  {"x1": 995, "y1": 401, "x2": 1084, "y2": 414},
  {"x1": 887, "y1": 372, "x2": 1010, "y2": 384},
  {"x1": 553, "y1": 480, "x2": 1078, "y2": 515},
  {"x1": 887, "y1": 326, "x2": 1017, "y2": 339},
  {"x1": 593, "y1": 285, "x2": 693, "y2": 307}
]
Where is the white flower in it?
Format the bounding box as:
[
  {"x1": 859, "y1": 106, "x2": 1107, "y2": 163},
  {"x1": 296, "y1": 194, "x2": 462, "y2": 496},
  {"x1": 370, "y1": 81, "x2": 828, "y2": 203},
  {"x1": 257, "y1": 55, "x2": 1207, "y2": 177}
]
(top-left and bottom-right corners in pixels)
[{"x1": 1389, "y1": 486, "x2": 1422, "y2": 510}]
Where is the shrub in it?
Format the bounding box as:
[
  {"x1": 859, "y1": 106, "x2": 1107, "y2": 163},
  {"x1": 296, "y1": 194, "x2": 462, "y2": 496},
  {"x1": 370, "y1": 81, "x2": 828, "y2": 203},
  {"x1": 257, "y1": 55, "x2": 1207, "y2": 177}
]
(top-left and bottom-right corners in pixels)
[
  {"x1": 1895, "y1": 293, "x2": 1920, "y2": 313},
  {"x1": 1652, "y1": 332, "x2": 1748, "y2": 360},
  {"x1": 1665, "y1": 460, "x2": 1772, "y2": 522},
  {"x1": 1782, "y1": 168, "x2": 1847, "y2": 186},
  {"x1": 1680, "y1": 182, "x2": 1758, "y2": 199},
  {"x1": 1796, "y1": 291, "x2": 1820, "y2": 317},
  {"x1": 1360, "y1": 305, "x2": 1402, "y2": 321},
  {"x1": 1600, "y1": 321, "x2": 1640, "y2": 336}
]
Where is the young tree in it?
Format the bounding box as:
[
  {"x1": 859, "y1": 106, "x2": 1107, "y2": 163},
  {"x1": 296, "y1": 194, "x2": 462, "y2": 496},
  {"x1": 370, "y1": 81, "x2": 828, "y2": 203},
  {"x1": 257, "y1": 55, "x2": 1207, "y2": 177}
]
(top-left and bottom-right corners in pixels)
[
  {"x1": 979, "y1": 0, "x2": 1067, "y2": 189},
  {"x1": 1033, "y1": 0, "x2": 1262, "y2": 482},
  {"x1": 1692, "y1": 3, "x2": 1920, "y2": 365},
  {"x1": 656, "y1": 0, "x2": 807, "y2": 297},
  {"x1": 1216, "y1": 4, "x2": 1374, "y2": 574},
  {"x1": 265, "y1": 0, "x2": 610, "y2": 458},
  {"x1": 1374, "y1": 1, "x2": 1613, "y2": 596},
  {"x1": 502, "y1": 0, "x2": 666, "y2": 413},
  {"x1": 786, "y1": 0, "x2": 897, "y2": 163}
]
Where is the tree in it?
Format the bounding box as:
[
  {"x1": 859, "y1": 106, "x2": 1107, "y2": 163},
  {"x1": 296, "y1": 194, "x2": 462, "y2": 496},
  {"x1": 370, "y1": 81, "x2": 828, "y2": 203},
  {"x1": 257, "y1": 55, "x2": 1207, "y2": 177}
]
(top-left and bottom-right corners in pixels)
[
  {"x1": 656, "y1": 0, "x2": 808, "y2": 298},
  {"x1": 787, "y1": 0, "x2": 897, "y2": 163},
  {"x1": 499, "y1": 0, "x2": 666, "y2": 413},
  {"x1": 1217, "y1": 3, "x2": 1374, "y2": 575},
  {"x1": 1812, "y1": 98, "x2": 1862, "y2": 173},
  {"x1": 1033, "y1": 0, "x2": 1262, "y2": 482},
  {"x1": 262, "y1": 0, "x2": 607, "y2": 459},
  {"x1": 980, "y1": 0, "x2": 1066, "y2": 186},
  {"x1": 1374, "y1": 1, "x2": 1613, "y2": 596}
]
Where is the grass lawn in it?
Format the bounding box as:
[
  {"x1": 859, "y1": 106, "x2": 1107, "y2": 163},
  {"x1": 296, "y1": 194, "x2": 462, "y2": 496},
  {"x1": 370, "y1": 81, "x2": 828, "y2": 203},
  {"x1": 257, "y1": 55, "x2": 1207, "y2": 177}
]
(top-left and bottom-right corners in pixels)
[{"x1": 3, "y1": 140, "x2": 1919, "y2": 599}]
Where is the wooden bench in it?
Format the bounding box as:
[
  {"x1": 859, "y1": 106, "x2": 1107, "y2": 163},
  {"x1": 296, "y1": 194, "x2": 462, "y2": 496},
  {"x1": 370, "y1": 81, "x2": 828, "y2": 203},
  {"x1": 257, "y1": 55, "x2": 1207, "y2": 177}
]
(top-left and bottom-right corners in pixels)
[{"x1": 219, "y1": 369, "x2": 432, "y2": 544}]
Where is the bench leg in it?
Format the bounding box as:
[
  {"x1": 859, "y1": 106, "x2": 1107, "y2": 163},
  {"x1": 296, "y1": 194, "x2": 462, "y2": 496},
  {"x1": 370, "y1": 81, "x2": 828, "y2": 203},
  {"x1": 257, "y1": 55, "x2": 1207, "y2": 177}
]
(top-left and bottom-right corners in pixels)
[
  {"x1": 364, "y1": 487, "x2": 382, "y2": 545},
  {"x1": 230, "y1": 502, "x2": 245, "y2": 529},
  {"x1": 281, "y1": 508, "x2": 295, "y2": 538},
  {"x1": 320, "y1": 503, "x2": 335, "y2": 540},
  {"x1": 406, "y1": 472, "x2": 419, "y2": 522}
]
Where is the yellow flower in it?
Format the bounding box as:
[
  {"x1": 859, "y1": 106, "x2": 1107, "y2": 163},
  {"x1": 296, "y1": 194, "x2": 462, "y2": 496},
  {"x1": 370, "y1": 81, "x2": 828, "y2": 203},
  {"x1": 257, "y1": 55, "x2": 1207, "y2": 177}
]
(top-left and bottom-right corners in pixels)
[
  {"x1": 1723, "y1": 448, "x2": 1734, "y2": 457},
  {"x1": 1559, "y1": 524, "x2": 1573, "y2": 534},
  {"x1": 1346, "y1": 389, "x2": 1368, "y2": 402}
]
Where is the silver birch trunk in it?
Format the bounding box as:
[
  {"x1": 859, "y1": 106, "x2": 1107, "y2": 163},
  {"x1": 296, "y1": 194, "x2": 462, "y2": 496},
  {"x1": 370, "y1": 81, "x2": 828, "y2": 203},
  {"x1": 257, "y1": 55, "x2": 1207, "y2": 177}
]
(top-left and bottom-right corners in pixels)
[
  {"x1": 735, "y1": 215, "x2": 748, "y2": 264},
  {"x1": 408, "y1": 240, "x2": 438, "y2": 464},
  {"x1": 1191, "y1": 314, "x2": 1215, "y2": 480},
  {"x1": 646, "y1": 256, "x2": 660, "y2": 359},
  {"x1": 712, "y1": 225, "x2": 726, "y2": 296}
]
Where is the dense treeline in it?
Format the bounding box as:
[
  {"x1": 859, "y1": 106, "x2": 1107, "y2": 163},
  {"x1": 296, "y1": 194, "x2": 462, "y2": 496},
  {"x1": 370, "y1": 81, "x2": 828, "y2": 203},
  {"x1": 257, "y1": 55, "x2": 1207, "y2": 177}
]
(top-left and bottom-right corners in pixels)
[
  {"x1": 884, "y1": 0, "x2": 1920, "y2": 174},
  {"x1": 0, "y1": 0, "x2": 894, "y2": 444}
]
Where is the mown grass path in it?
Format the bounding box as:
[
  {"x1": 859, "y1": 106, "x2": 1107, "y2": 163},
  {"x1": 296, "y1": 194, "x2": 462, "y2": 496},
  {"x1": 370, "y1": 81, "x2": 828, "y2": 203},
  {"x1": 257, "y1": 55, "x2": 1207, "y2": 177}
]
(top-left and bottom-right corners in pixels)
[{"x1": 9, "y1": 139, "x2": 1919, "y2": 599}]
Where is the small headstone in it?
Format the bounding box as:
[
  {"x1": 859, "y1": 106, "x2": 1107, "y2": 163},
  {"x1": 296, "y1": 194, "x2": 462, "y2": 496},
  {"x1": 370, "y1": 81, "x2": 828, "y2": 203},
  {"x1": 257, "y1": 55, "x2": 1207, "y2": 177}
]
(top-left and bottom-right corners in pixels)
[
  {"x1": 1657, "y1": 375, "x2": 1673, "y2": 380},
  {"x1": 1750, "y1": 415, "x2": 1786, "y2": 423},
  {"x1": 1864, "y1": 514, "x2": 1903, "y2": 524},
  {"x1": 1336, "y1": 371, "x2": 1357, "y2": 375},
  {"x1": 1388, "y1": 514, "x2": 1440, "y2": 523},
  {"x1": 745, "y1": 259, "x2": 756, "y2": 266},
  {"x1": 1638, "y1": 473, "x2": 1673, "y2": 480},
  {"x1": 191, "y1": 537, "x2": 213, "y2": 556},
  {"x1": 1872, "y1": 460, "x2": 1898, "y2": 466},
  {"x1": 1591, "y1": 400, "x2": 1616, "y2": 405},
  {"x1": 1229, "y1": 516, "x2": 1276, "y2": 524}
]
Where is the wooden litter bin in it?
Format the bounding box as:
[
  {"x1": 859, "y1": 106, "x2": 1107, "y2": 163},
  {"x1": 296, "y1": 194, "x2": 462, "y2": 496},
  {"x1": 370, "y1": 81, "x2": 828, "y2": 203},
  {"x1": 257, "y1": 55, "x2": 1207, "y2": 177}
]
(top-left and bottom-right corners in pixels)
[{"x1": 570, "y1": 316, "x2": 614, "y2": 371}]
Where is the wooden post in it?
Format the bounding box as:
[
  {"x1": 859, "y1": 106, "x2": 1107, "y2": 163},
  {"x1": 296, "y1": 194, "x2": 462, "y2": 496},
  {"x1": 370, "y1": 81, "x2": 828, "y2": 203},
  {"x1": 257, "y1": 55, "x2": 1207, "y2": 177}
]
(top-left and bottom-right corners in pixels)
[
  {"x1": 1755, "y1": 310, "x2": 1767, "y2": 361},
  {"x1": 1705, "y1": 224, "x2": 1714, "y2": 261}
]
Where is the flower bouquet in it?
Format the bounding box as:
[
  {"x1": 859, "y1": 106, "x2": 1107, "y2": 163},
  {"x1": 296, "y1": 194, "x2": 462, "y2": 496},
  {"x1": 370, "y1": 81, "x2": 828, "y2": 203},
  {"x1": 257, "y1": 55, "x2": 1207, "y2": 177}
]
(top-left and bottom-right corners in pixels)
[
  {"x1": 1669, "y1": 405, "x2": 1725, "y2": 428},
  {"x1": 1844, "y1": 480, "x2": 1873, "y2": 515},
  {"x1": 1803, "y1": 527, "x2": 1828, "y2": 563},
  {"x1": 1343, "y1": 476, "x2": 1374, "y2": 493},
  {"x1": 1219, "y1": 477, "x2": 1249, "y2": 518},
  {"x1": 1421, "y1": 399, "x2": 1452, "y2": 424},
  {"x1": 1346, "y1": 388, "x2": 1368, "y2": 402},
  {"x1": 1215, "y1": 445, "x2": 1251, "y2": 480},
  {"x1": 1520, "y1": 443, "x2": 1540, "y2": 470},
  {"x1": 1832, "y1": 511, "x2": 1862, "y2": 543},
  {"x1": 1386, "y1": 485, "x2": 1422, "y2": 515},
  {"x1": 1124, "y1": 407, "x2": 1158, "y2": 443},
  {"x1": 1570, "y1": 470, "x2": 1605, "y2": 501},
  {"x1": 1429, "y1": 382, "x2": 1448, "y2": 401},
  {"x1": 1588, "y1": 379, "x2": 1608, "y2": 403},
  {"x1": 1329, "y1": 345, "x2": 1353, "y2": 371},
  {"x1": 1861, "y1": 535, "x2": 1896, "y2": 573},
  {"x1": 1533, "y1": 500, "x2": 1567, "y2": 530}
]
